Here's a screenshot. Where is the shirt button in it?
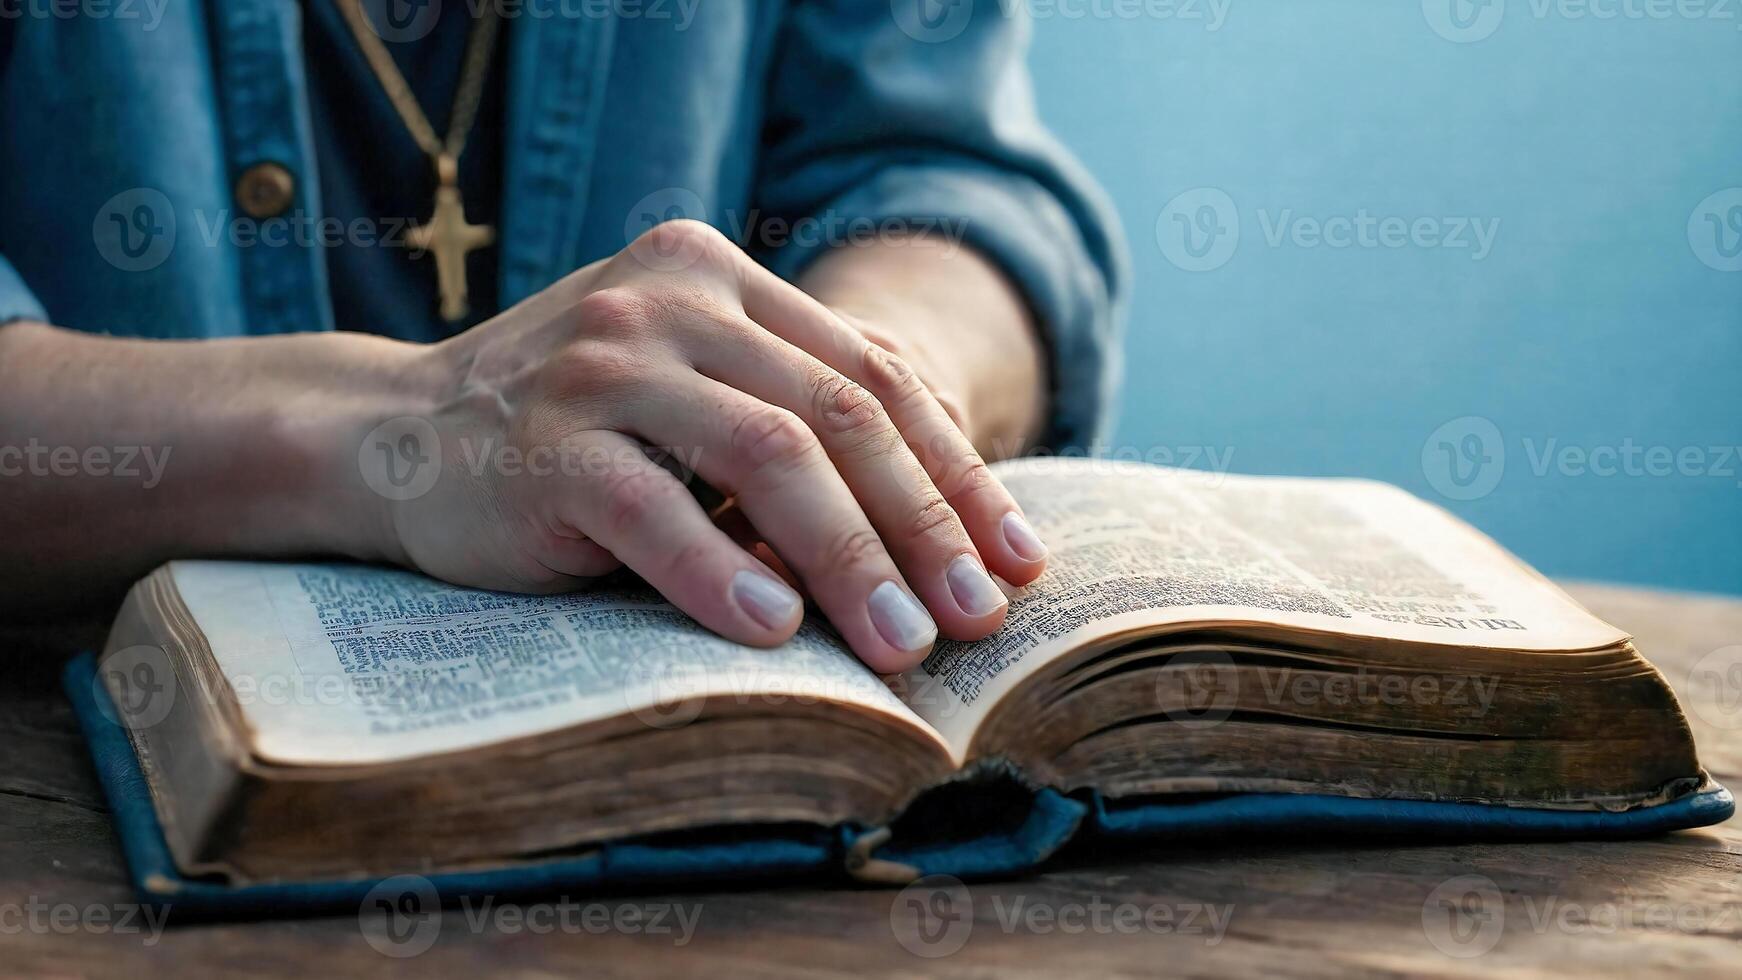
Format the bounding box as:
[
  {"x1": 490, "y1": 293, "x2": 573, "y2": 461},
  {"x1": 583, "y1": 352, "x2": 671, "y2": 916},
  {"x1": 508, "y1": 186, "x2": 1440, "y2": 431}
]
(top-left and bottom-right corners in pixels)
[{"x1": 234, "y1": 162, "x2": 296, "y2": 219}]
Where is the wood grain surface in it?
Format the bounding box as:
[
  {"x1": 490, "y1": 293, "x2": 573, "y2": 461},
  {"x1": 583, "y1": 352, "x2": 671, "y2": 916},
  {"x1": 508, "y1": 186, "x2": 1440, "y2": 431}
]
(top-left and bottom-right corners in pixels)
[{"x1": 2, "y1": 585, "x2": 1738, "y2": 978}]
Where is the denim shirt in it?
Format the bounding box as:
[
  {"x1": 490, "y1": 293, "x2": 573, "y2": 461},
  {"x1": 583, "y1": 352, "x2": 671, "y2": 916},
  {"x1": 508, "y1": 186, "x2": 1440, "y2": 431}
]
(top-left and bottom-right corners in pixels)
[{"x1": 0, "y1": 2, "x2": 1126, "y2": 448}]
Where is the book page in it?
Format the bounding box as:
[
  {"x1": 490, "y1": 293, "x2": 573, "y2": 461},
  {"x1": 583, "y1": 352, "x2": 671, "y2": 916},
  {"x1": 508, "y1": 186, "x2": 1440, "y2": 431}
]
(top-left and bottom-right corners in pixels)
[
  {"x1": 168, "y1": 561, "x2": 938, "y2": 766},
  {"x1": 899, "y1": 457, "x2": 1629, "y2": 751}
]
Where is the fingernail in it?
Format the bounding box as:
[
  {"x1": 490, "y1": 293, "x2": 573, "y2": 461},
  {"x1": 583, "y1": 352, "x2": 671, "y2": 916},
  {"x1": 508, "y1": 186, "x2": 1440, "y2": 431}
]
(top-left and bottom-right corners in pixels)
[
  {"x1": 868, "y1": 580, "x2": 938, "y2": 654},
  {"x1": 947, "y1": 554, "x2": 1007, "y2": 617},
  {"x1": 732, "y1": 569, "x2": 802, "y2": 631},
  {"x1": 1001, "y1": 512, "x2": 1048, "y2": 562}
]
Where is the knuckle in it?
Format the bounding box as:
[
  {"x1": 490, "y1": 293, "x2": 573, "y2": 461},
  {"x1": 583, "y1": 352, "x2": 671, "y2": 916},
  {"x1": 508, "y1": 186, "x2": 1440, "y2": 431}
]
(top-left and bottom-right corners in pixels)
[
  {"x1": 903, "y1": 493, "x2": 960, "y2": 543},
  {"x1": 938, "y1": 455, "x2": 995, "y2": 499},
  {"x1": 639, "y1": 218, "x2": 732, "y2": 265},
  {"x1": 811, "y1": 371, "x2": 888, "y2": 440},
  {"x1": 823, "y1": 525, "x2": 886, "y2": 570},
  {"x1": 664, "y1": 540, "x2": 716, "y2": 581},
  {"x1": 548, "y1": 340, "x2": 641, "y2": 395},
  {"x1": 729, "y1": 404, "x2": 819, "y2": 474},
  {"x1": 574, "y1": 286, "x2": 654, "y2": 339},
  {"x1": 859, "y1": 344, "x2": 929, "y2": 408},
  {"x1": 599, "y1": 468, "x2": 677, "y2": 533}
]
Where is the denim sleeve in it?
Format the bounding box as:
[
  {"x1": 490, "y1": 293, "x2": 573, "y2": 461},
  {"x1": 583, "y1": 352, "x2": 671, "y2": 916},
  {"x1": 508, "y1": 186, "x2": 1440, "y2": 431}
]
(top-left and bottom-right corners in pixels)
[
  {"x1": 751, "y1": 1, "x2": 1128, "y2": 452},
  {"x1": 0, "y1": 23, "x2": 38, "y2": 327},
  {"x1": 0, "y1": 254, "x2": 46, "y2": 326}
]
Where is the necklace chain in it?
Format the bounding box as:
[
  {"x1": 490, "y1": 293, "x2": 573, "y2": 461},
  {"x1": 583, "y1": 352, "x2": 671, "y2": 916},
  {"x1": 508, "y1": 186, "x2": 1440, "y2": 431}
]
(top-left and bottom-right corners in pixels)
[{"x1": 333, "y1": 0, "x2": 501, "y2": 164}]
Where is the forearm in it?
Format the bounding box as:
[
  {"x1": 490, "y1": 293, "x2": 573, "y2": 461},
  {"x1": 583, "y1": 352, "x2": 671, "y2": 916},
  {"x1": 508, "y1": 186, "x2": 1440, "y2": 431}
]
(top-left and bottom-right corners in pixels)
[
  {"x1": 0, "y1": 320, "x2": 425, "y2": 617},
  {"x1": 798, "y1": 237, "x2": 1047, "y2": 459}
]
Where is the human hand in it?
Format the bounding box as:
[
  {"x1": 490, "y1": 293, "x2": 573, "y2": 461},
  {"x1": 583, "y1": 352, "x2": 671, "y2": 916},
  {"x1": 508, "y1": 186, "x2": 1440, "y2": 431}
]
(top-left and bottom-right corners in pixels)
[{"x1": 376, "y1": 221, "x2": 1049, "y2": 671}]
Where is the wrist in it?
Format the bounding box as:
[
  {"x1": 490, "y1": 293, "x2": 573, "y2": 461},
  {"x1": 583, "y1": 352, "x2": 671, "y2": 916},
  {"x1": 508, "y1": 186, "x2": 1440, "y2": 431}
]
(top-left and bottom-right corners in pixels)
[
  {"x1": 271, "y1": 334, "x2": 445, "y2": 567},
  {"x1": 811, "y1": 283, "x2": 1047, "y2": 457},
  {"x1": 799, "y1": 240, "x2": 1048, "y2": 458}
]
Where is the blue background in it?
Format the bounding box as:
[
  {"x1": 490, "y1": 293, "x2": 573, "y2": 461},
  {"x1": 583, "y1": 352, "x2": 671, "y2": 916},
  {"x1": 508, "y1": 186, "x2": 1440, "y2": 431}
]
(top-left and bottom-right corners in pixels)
[{"x1": 1025, "y1": 0, "x2": 1742, "y2": 596}]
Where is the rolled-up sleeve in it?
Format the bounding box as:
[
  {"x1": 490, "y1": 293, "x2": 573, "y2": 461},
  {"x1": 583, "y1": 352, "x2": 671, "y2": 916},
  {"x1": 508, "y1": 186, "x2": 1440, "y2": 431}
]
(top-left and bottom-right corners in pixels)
[
  {"x1": 751, "y1": 2, "x2": 1128, "y2": 451},
  {"x1": 0, "y1": 23, "x2": 42, "y2": 327},
  {"x1": 0, "y1": 254, "x2": 46, "y2": 326}
]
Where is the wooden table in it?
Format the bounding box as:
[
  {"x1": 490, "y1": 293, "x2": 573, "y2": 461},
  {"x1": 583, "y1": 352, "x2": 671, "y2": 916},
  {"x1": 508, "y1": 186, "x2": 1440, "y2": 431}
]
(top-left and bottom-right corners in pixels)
[{"x1": 4, "y1": 584, "x2": 1740, "y2": 977}]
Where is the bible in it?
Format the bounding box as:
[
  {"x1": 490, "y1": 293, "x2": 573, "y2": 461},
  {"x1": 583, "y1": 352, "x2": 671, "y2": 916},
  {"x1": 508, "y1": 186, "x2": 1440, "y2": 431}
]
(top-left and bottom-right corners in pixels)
[{"x1": 72, "y1": 457, "x2": 1732, "y2": 912}]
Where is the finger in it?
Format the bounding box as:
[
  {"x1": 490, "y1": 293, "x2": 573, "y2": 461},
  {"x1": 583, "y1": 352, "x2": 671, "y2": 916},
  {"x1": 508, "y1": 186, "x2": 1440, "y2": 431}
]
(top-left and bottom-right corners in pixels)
[
  {"x1": 536, "y1": 429, "x2": 805, "y2": 647},
  {"x1": 532, "y1": 534, "x2": 623, "y2": 581},
  {"x1": 676, "y1": 313, "x2": 1009, "y2": 642},
  {"x1": 732, "y1": 261, "x2": 1048, "y2": 586},
  {"x1": 712, "y1": 503, "x2": 803, "y2": 594},
  {"x1": 621, "y1": 379, "x2": 941, "y2": 673}
]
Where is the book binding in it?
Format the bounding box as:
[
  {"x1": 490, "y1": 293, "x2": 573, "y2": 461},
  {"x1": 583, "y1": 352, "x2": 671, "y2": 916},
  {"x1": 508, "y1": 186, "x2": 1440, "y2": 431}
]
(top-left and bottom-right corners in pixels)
[{"x1": 63, "y1": 652, "x2": 1734, "y2": 920}]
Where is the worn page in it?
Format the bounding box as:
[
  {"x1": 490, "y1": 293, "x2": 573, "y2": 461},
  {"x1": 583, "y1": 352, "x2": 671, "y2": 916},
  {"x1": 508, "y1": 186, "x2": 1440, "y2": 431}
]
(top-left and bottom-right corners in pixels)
[
  {"x1": 169, "y1": 561, "x2": 939, "y2": 766},
  {"x1": 900, "y1": 457, "x2": 1629, "y2": 752}
]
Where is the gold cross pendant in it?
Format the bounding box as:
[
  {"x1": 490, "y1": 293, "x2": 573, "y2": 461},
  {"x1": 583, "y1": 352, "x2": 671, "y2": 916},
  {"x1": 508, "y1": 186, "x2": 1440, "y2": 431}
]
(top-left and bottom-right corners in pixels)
[{"x1": 407, "y1": 154, "x2": 495, "y2": 323}]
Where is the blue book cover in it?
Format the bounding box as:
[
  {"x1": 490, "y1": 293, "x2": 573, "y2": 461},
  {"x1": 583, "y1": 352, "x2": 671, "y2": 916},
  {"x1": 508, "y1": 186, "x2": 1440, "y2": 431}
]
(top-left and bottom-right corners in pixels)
[
  {"x1": 66, "y1": 465, "x2": 1737, "y2": 921},
  {"x1": 63, "y1": 652, "x2": 1734, "y2": 920}
]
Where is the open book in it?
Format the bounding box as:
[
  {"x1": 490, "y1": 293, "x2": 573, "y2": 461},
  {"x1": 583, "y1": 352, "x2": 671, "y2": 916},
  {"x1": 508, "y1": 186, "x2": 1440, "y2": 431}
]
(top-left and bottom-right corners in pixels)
[{"x1": 96, "y1": 458, "x2": 1719, "y2": 885}]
